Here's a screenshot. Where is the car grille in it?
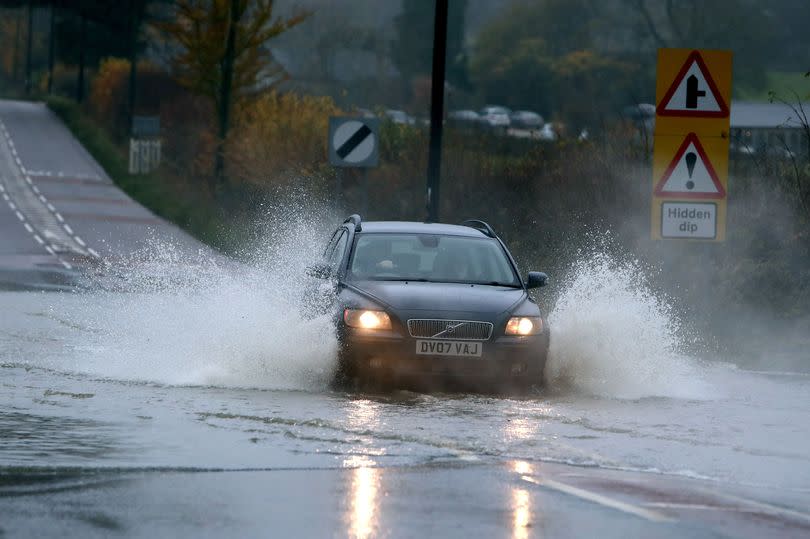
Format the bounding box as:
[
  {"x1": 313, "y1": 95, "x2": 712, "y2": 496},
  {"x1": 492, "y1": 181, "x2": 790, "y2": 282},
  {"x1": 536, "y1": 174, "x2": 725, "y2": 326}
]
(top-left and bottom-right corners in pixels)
[{"x1": 407, "y1": 319, "x2": 493, "y2": 341}]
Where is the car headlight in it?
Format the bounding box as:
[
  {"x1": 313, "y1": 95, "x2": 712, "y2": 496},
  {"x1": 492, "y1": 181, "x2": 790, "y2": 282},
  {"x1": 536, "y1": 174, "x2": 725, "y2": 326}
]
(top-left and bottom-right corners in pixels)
[
  {"x1": 344, "y1": 309, "x2": 392, "y2": 330},
  {"x1": 505, "y1": 316, "x2": 542, "y2": 336}
]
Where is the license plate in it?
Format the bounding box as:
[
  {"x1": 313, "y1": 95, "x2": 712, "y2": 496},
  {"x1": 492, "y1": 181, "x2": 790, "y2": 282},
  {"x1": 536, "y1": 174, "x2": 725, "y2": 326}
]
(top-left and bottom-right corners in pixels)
[{"x1": 416, "y1": 340, "x2": 482, "y2": 357}]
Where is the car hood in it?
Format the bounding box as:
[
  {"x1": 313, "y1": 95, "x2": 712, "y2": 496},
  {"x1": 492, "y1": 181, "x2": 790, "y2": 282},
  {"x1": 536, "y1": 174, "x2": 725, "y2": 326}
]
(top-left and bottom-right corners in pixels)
[{"x1": 348, "y1": 280, "x2": 526, "y2": 315}]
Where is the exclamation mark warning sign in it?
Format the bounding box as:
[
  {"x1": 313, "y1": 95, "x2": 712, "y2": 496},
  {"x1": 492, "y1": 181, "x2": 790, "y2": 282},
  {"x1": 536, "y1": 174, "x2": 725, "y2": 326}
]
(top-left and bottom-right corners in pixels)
[{"x1": 654, "y1": 133, "x2": 726, "y2": 198}]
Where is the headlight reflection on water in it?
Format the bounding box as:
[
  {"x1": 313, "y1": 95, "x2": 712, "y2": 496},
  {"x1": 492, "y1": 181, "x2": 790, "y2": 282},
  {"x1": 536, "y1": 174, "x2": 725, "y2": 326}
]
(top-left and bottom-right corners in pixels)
[
  {"x1": 511, "y1": 461, "x2": 536, "y2": 539},
  {"x1": 344, "y1": 400, "x2": 384, "y2": 539},
  {"x1": 344, "y1": 456, "x2": 381, "y2": 539}
]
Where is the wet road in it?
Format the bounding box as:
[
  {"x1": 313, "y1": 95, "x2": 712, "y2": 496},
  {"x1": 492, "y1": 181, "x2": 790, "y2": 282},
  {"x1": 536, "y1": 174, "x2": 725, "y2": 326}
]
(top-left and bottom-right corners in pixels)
[{"x1": 2, "y1": 99, "x2": 810, "y2": 538}]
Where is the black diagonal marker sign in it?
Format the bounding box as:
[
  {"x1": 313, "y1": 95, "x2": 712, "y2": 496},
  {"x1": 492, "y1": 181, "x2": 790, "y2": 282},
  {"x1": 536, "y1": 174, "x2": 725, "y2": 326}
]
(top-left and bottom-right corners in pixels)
[
  {"x1": 329, "y1": 117, "x2": 379, "y2": 168},
  {"x1": 337, "y1": 124, "x2": 372, "y2": 159}
]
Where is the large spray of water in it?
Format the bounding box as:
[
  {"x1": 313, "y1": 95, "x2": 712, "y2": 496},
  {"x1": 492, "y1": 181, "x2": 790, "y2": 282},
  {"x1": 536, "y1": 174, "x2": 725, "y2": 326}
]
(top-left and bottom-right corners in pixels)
[
  {"x1": 67, "y1": 199, "x2": 340, "y2": 391},
  {"x1": 544, "y1": 251, "x2": 714, "y2": 399}
]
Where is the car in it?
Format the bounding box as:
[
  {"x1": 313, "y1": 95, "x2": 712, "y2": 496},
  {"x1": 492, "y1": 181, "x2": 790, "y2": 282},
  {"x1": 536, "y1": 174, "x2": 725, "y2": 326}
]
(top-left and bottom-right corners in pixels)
[
  {"x1": 478, "y1": 105, "x2": 512, "y2": 133},
  {"x1": 509, "y1": 110, "x2": 544, "y2": 129},
  {"x1": 384, "y1": 109, "x2": 415, "y2": 125},
  {"x1": 306, "y1": 215, "x2": 550, "y2": 393},
  {"x1": 447, "y1": 109, "x2": 480, "y2": 129}
]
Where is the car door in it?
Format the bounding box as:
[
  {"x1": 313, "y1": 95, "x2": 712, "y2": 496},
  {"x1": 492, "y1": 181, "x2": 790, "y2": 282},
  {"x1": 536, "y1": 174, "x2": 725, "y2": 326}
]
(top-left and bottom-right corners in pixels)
[{"x1": 302, "y1": 227, "x2": 348, "y2": 317}]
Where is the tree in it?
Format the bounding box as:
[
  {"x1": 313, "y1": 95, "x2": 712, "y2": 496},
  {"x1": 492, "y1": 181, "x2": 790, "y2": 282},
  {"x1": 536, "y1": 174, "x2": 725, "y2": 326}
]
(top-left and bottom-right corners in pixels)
[
  {"x1": 391, "y1": 0, "x2": 469, "y2": 93},
  {"x1": 469, "y1": 0, "x2": 621, "y2": 125},
  {"x1": 158, "y1": 0, "x2": 310, "y2": 192}
]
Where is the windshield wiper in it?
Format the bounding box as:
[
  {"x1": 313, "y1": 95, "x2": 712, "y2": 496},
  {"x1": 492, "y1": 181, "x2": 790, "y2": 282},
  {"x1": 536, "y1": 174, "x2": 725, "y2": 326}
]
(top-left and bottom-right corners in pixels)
[{"x1": 479, "y1": 281, "x2": 522, "y2": 288}]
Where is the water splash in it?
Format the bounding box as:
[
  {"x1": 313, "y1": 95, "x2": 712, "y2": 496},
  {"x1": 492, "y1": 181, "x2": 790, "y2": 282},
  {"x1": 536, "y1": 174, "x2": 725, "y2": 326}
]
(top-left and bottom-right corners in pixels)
[
  {"x1": 545, "y1": 251, "x2": 714, "y2": 400},
  {"x1": 64, "y1": 200, "x2": 340, "y2": 391}
]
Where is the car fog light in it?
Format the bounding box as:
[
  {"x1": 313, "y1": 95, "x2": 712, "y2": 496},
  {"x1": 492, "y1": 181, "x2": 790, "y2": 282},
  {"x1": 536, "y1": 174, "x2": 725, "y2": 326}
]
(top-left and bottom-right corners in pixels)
[
  {"x1": 344, "y1": 309, "x2": 392, "y2": 330},
  {"x1": 505, "y1": 316, "x2": 542, "y2": 336}
]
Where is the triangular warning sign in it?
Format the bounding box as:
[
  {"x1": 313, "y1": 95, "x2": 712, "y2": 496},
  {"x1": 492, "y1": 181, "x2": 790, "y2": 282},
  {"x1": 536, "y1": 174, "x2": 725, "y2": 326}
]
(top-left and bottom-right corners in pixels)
[
  {"x1": 654, "y1": 133, "x2": 726, "y2": 199},
  {"x1": 656, "y1": 51, "x2": 729, "y2": 118}
]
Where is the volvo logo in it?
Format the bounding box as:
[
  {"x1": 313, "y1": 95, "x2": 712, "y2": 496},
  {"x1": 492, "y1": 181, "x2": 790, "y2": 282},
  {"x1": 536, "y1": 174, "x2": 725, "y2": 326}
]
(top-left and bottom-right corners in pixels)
[{"x1": 431, "y1": 322, "x2": 466, "y2": 339}]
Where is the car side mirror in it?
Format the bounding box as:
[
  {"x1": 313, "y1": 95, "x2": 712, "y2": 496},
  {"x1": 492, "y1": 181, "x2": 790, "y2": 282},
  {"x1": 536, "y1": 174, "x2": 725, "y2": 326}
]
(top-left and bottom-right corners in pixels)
[
  {"x1": 306, "y1": 262, "x2": 333, "y2": 280},
  {"x1": 525, "y1": 271, "x2": 548, "y2": 289}
]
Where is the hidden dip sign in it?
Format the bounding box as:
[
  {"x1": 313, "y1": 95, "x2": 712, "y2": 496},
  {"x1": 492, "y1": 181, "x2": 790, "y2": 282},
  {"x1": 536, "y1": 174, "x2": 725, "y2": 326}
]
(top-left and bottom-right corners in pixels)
[{"x1": 651, "y1": 49, "x2": 732, "y2": 241}]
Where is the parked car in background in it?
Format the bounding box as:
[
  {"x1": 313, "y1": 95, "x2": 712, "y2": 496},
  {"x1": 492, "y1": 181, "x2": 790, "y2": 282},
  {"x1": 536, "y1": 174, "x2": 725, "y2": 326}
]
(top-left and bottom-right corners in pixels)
[
  {"x1": 537, "y1": 123, "x2": 558, "y2": 141},
  {"x1": 384, "y1": 109, "x2": 415, "y2": 125},
  {"x1": 447, "y1": 110, "x2": 480, "y2": 129},
  {"x1": 478, "y1": 105, "x2": 511, "y2": 133},
  {"x1": 509, "y1": 110, "x2": 544, "y2": 129}
]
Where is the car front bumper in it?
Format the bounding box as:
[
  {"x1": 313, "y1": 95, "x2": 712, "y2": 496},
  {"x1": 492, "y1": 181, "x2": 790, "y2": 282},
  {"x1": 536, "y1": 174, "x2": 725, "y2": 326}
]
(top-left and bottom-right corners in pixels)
[{"x1": 338, "y1": 326, "x2": 549, "y2": 391}]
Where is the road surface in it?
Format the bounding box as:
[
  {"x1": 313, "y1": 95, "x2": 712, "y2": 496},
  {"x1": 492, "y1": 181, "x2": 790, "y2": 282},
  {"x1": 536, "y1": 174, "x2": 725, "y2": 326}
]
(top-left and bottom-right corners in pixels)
[{"x1": 1, "y1": 99, "x2": 809, "y2": 538}]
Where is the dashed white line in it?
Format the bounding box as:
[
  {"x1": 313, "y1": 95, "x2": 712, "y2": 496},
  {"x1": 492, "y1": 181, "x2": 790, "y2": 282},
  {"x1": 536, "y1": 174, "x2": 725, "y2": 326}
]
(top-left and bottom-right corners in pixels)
[{"x1": 0, "y1": 118, "x2": 98, "y2": 267}]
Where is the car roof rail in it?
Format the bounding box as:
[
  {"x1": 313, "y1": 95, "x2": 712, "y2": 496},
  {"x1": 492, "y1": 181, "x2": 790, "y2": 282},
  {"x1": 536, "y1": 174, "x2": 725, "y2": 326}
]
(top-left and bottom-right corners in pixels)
[
  {"x1": 460, "y1": 219, "x2": 496, "y2": 238},
  {"x1": 344, "y1": 214, "x2": 362, "y2": 231}
]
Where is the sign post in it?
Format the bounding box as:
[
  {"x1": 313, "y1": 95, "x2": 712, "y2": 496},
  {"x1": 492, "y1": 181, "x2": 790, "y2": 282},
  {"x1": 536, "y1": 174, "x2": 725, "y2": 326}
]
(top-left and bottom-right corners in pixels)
[{"x1": 651, "y1": 49, "x2": 732, "y2": 241}]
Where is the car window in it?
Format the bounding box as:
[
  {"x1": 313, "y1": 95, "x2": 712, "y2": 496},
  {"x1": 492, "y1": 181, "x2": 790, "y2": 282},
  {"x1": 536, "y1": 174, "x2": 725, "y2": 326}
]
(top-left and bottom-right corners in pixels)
[
  {"x1": 348, "y1": 233, "x2": 519, "y2": 286},
  {"x1": 329, "y1": 230, "x2": 349, "y2": 270},
  {"x1": 322, "y1": 228, "x2": 342, "y2": 259}
]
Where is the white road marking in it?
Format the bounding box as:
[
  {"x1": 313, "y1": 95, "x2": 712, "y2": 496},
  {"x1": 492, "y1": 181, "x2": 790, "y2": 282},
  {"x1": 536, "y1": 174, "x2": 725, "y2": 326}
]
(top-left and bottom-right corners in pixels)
[
  {"x1": 521, "y1": 475, "x2": 673, "y2": 523},
  {"x1": 0, "y1": 117, "x2": 99, "y2": 265},
  {"x1": 88, "y1": 248, "x2": 100, "y2": 258},
  {"x1": 707, "y1": 491, "x2": 810, "y2": 523}
]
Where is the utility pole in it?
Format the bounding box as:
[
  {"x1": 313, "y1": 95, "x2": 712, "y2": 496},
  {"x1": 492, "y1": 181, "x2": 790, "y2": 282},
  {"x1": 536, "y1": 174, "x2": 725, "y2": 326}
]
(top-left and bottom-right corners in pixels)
[
  {"x1": 425, "y1": 0, "x2": 448, "y2": 222},
  {"x1": 47, "y1": 5, "x2": 55, "y2": 95},
  {"x1": 24, "y1": 0, "x2": 33, "y2": 95}
]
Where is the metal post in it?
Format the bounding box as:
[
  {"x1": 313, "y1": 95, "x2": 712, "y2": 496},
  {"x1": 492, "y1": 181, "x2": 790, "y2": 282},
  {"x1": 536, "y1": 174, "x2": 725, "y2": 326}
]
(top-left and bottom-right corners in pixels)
[
  {"x1": 24, "y1": 0, "x2": 33, "y2": 95},
  {"x1": 47, "y1": 5, "x2": 55, "y2": 95},
  {"x1": 425, "y1": 0, "x2": 448, "y2": 223},
  {"x1": 361, "y1": 167, "x2": 369, "y2": 217}
]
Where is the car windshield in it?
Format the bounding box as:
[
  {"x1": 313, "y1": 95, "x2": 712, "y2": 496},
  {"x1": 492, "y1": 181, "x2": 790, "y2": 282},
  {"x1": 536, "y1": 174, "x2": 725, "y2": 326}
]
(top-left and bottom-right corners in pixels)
[{"x1": 349, "y1": 233, "x2": 520, "y2": 286}]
